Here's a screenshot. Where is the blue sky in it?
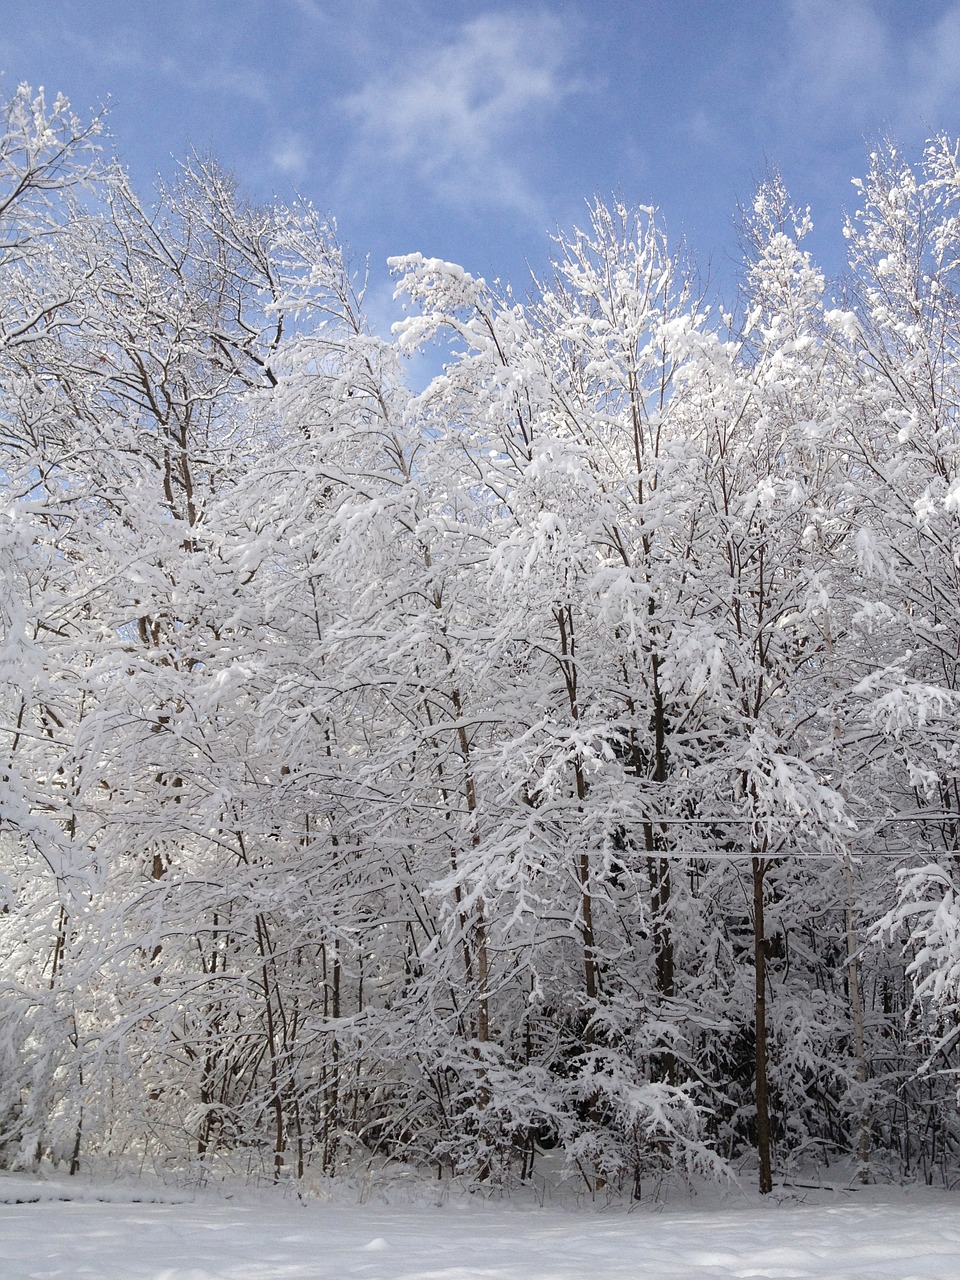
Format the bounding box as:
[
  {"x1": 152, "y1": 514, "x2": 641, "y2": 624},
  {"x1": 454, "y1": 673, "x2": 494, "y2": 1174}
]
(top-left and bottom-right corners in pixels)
[{"x1": 3, "y1": 1, "x2": 960, "y2": 319}]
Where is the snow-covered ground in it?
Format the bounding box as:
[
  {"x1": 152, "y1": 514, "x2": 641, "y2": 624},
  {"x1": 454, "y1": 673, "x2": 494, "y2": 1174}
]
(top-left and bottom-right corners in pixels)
[{"x1": 3, "y1": 1174, "x2": 960, "y2": 1279}]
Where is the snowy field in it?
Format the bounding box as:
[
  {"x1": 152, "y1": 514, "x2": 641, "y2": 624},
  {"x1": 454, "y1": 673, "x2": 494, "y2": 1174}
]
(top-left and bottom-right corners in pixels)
[{"x1": 3, "y1": 1175, "x2": 960, "y2": 1280}]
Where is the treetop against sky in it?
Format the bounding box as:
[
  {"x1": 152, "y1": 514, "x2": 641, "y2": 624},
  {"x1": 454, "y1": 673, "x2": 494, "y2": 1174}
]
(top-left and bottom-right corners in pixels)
[{"x1": 2, "y1": 0, "x2": 960, "y2": 309}]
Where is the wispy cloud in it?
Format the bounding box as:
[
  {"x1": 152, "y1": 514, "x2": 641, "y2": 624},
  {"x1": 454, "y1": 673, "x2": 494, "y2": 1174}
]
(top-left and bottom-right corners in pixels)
[
  {"x1": 902, "y1": 4, "x2": 960, "y2": 126},
  {"x1": 158, "y1": 55, "x2": 273, "y2": 109},
  {"x1": 288, "y1": 0, "x2": 324, "y2": 18},
  {"x1": 341, "y1": 10, "x2": 579, "y2": 218},
  {"x1": 56, "y1": 24, "x2": 273, "y2": 109},
  {"x1": 269, "y1": 131, "x2": 310, "y2": 178},
  {"x1": 780, "y1": 0, "x2": 889, "y2": 123},
  {"x1": 774, "y1": 0, "x2": 960, "y2": 141}
]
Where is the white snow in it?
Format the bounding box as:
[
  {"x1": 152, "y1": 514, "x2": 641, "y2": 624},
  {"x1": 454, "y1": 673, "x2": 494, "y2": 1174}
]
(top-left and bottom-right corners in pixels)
[{"x1": 3, "y1": 1175, "x2": 960, "y2": 1279}]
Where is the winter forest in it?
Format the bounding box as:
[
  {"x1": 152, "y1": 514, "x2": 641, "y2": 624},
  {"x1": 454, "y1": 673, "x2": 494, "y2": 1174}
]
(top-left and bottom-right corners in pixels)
[{"x1": 2, "y1": 83, "x2": 960, "y2": 1201}]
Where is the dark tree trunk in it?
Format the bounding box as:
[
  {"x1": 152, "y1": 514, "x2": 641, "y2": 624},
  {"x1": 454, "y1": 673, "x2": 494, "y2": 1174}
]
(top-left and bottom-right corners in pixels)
[{"x1": 753, "y1": 855, "x2": 773, "y2": 1194}]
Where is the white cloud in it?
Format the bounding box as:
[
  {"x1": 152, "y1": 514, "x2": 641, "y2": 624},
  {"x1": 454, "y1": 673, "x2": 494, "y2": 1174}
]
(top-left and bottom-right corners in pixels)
[
  {"x1": 776, "y1": 0, "x2": 960, "y2": 140},
  {"x1": 777, "y1": 0, "x2": 892, "y2": 127},
  {"x1": 903, "y1": 6, "x2": 960, "y2": 127},
  {"x1": 288, "y1": 0, "x2": 324, "y2": 17},
  {"x1": 270, "y1": 131, "x2": 310, "y2": 178},
  {"x1": 167, "y1": 58, "x2": 273, "y2": 109},
  {"x1": 341, "y1": 11, "x2": 578, "y2": 217}
]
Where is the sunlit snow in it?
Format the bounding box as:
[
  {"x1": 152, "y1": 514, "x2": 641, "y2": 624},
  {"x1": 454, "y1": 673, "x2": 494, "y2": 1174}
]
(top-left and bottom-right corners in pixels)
[{"x1": 3, "y1": 1176, "x2": 960, "y2": 1279}]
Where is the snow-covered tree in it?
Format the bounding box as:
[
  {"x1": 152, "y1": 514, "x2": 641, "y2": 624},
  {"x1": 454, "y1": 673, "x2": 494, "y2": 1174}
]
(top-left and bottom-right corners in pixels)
[{"x1": 6, "y1": 80, "x2": 960, "y2": 1194}]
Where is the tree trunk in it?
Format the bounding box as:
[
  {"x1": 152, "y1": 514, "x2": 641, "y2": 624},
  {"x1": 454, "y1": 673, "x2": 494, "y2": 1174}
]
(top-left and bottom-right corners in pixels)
[
  {"x1": 753, "y1": 855, "x2": 773, "y2": 1195},
  {"x1": 844, "y1": 854, "x2": 871, "y2": 1181}
]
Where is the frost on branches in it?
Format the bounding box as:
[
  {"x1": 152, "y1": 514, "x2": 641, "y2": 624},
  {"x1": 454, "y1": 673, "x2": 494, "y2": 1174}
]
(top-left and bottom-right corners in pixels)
[{"x1": 1, "y1": 87, "x2": 960, "y2": 1196}]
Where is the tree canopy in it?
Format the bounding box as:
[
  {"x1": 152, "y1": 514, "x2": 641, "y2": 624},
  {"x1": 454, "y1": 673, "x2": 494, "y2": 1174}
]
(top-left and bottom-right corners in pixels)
[{"x1": 2, "y1": 86, "x2": 960, "y2": 1196}]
